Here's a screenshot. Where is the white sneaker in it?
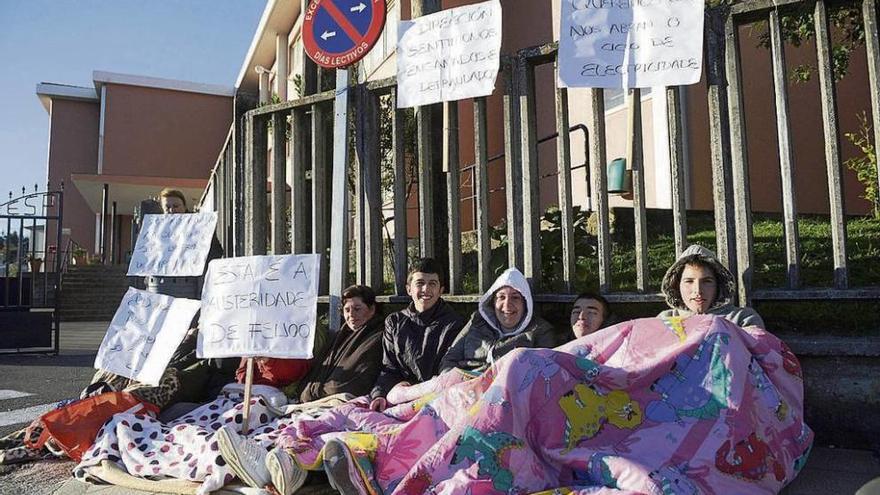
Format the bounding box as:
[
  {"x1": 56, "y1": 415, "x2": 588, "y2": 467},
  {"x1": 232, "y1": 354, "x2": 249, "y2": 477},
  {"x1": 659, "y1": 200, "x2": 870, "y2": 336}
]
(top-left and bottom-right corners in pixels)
[
  {"x1": 266, "y1": 447, "x2": 307, "y2": 495},
  {"x1": 216, "y1": 425, "x2": 271, "y2": 488},
  {"x1": 323, "y1": 438, "x2": 363, "y2": 495}
]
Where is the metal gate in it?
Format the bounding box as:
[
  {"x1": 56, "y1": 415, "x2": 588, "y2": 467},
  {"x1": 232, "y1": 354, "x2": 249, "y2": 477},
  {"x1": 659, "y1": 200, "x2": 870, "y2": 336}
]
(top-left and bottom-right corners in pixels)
[{"x1": 0, "y1": 186, "x2": 63, "y2": 353}]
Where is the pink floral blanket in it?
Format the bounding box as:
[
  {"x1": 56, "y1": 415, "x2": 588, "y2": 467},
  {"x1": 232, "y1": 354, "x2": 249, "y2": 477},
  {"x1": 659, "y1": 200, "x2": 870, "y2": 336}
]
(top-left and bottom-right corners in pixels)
[{"x1": 277, "y1": 316, "x2": 813, "y2": 495}]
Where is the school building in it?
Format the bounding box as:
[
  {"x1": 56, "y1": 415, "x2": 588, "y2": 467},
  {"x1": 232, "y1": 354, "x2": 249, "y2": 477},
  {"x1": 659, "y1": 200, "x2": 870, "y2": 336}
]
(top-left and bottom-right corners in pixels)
[{"x1": 36, "y1": 71, "x2": 235, "y2": 262}]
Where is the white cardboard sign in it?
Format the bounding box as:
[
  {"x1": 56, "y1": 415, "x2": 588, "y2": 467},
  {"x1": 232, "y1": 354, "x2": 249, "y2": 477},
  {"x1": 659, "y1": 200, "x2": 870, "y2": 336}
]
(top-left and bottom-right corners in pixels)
[
  {"x1": 396, "y1": 0, "x2": 502, "y2": 108},
  {"x1": 94, "y1": 288, "x2": 201, "y2": 386},
  {"x1": 197, "y1": 254, "x2": 321, "y2": 359},
  {"x1": 127, "y1": 212, "x2": 218, "y2": 277},
  {"x1": 558, "y1": 0, "x2": 705, "y2": 88}
]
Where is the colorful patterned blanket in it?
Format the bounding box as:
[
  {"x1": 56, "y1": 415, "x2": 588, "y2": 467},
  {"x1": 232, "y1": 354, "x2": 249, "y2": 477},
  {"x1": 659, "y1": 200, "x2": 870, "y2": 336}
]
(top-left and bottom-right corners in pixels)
[{"x1": 277, "y1": 315, "x2": 812, "y2": 494}]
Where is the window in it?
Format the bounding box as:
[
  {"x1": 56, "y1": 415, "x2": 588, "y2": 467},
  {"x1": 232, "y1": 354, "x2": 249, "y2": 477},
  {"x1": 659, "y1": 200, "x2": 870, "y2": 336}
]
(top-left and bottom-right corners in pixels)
[
  {"x1": 360, "y1": 0, "x2": 399, "y2": 79},
  {"x1": 604, "y1": 87, "x2": 652, "y2": 112}
]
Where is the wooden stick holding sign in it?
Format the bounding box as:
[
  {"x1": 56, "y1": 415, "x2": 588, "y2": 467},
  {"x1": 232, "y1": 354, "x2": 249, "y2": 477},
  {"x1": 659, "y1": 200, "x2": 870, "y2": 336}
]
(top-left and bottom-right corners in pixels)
[
  {"x1": 196, "y1": 254, "x2": 321, "y2": 433},
  {"x1": 241, "y1": 357, "x2": 254, "y2": 434}
]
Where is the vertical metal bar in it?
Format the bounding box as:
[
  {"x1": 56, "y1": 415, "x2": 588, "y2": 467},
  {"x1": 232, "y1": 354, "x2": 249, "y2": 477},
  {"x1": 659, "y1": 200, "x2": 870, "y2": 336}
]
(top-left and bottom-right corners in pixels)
[
  {"x1": 417, "y1": 105, "x2": 435, "y2": 258},
  {"x1": 291, "y1": 109, "x2": 309, "y2": 254},
  {"x1": 444, "y1": 101, "x2": 462, "y2": 294},
  {"x1": 247, "y1": 115, "x2": 269, "y2": 256},
  {"x1": 358, "y1": 87, "x2": 383, "y2": 290},
  {"x1": 18, "y1": 220, "x2": 24, "y2": 306},
  {"x1": 627, "y1": 89, "x2": 649, "y2": 292},
  {"x1": 4, "y1": 218, "x2": 10, "y2": 306},
  {"x1": 54, "y1": 191, "x2": 63, "y2": 353},
  {"x1": 589, "y1": 89, "x2": 612, "y2": 292},
  {"x1": 216, "y1": 153, "x2": 225, "y2": 253},
  {"x1": 392, "y1": 92, "x2": 408, "y2": 295},
  {"x1": 312, "y1": 102, "x2": 331, "y2": 294},
  {"x1": 328, "y1": 69, "x2": 352, "y2": 332},
  {"x1": 770, "y1": 10, "x2": 801, "y2": 288},
  {"x1": 555, "y1": 70, "x2": 575, "y2": 293},
  {"x1": 725, "y1": 16, "x2": 756, "y2": 306},
  {"x1": 271, "y1": 111, "x2": 288, "y2": 254},
  {"x1": 706, "y1": 9, "x2": 738, "y2": 275},
  {"x1": 354, "y1": 135, "x2": 366, "y2": 286},
  {"x1": 519, "y1": 58, "x2": 542, "y2": 288},
  {"x1": 243, "y1": 114, "x2": 254, "y2": 254},
  {"x1": 667, "y1": 87, "x2": 688, "y2": 256},
  {"x1": 233, "y1": 94, "x2": 256, "y2": 257},
  {"x1": 502, "y1": 57, "x2": 524, "y2": 270},
  {"x1": 815, "y1": 0, "x2": 849, "y2": 289},
  {"x1": 110, "y1": 201, "x2": 117, "y2": 264},
  {"x1": 865, "y1": 0, "x2": 880, "y2": 213},
  {"x1": 100, "y1": 183, "x2": 108, "y2": 263},
  {"x1": 474, "y1": 97, "x2": 492, "y2": 293},
  {"x1": 37, "y1": 214, "x2": 45, "y2": 305}
]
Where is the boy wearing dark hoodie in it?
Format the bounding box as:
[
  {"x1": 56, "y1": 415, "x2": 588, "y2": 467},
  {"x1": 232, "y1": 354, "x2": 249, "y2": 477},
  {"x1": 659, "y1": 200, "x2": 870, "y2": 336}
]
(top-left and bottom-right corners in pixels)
[
  {"x1": 369, "y1": 258, "x2": 465, "y2": 411},
  {"x1": 440, "y1": 267, "x2": 557, "y2": 373},
  {"x1": 658, "y1": 244, "x2": 765, "y2": 328}
]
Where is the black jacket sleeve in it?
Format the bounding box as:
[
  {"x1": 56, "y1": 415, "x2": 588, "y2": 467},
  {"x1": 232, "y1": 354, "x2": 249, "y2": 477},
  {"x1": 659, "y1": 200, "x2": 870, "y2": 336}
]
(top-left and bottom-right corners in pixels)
[{"x1": 370, "y1": 314, "x2": 408, "y2": 399}]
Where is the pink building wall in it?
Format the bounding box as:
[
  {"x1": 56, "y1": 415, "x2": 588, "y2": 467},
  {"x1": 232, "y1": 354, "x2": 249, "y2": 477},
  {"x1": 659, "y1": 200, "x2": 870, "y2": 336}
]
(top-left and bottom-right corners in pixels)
[
  {"x1": 45, "y1": 99, "x2": 100, "y2": 252},
  {"x1": 101, "y1": 84, "x2": 232, "y2": 179}
]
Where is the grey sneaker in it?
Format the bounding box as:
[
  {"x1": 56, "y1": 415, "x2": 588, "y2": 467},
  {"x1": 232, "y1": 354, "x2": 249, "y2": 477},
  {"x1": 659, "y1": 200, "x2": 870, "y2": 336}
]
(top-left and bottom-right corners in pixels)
[
  {"x1": 216, "y1": 425, "x2": 271, "y2": 488},
  {"x1": 266, "y1": 447, "x2": 307, "y2": 495},
  {"x1": 323, "y1": 438, "x2": 363, "y2": 495}
]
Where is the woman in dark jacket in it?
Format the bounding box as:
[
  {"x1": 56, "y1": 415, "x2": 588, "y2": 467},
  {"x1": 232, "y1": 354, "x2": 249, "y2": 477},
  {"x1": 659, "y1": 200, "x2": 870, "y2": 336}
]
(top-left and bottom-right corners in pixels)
[{"x1": 294, "y1": 285, "x2": 384, "y2": 403}]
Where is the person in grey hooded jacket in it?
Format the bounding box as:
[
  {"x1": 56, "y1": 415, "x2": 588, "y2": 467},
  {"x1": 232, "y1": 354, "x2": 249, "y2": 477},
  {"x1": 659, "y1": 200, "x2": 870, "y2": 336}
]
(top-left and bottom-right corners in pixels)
[
  {"x1": 658, "y1": 244, "x2": 765, "y2": 328},
  {"x1": 440, "y1": 267, "x2": 557, "y2": 373}
]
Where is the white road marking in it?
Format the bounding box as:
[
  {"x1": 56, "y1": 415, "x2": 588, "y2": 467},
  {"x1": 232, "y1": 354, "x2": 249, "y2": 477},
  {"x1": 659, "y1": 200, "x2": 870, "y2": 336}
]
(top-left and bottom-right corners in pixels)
[
  {"x1": 0, "y1": 403, "x2": 54, "y2": 427},
  {"x1": 0, "y1": 390, "x2": 35, "y2": 400}
]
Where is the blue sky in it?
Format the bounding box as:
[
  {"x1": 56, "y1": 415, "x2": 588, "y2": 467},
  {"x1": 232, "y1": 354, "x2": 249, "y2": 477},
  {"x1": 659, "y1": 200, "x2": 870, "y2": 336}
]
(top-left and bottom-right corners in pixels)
[{"x1": 0, "y1": 0, "x2": 264, "y2": 199}]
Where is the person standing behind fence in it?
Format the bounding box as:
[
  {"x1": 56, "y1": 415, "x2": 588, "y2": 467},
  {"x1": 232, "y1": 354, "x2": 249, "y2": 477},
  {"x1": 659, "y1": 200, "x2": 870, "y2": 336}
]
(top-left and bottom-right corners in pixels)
[
  {"x1": 439, "y1": 267, "x2": 557, "y2": 373},
  {"x1": 159, "y1": 187, "x2": 187, "y2": 214},
  {"x1": 658, "y1": 244, "x2": 765, "y2": 328},
  {"x1": 369, "y1": 258, "x2": 465, "y2": 412}
]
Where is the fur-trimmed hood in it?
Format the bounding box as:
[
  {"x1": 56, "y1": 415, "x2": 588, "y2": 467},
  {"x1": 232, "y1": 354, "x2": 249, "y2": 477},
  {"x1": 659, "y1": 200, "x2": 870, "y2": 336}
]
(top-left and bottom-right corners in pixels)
[{"x1": 660, "y1": 245, "x2": 736, "y2": 312}]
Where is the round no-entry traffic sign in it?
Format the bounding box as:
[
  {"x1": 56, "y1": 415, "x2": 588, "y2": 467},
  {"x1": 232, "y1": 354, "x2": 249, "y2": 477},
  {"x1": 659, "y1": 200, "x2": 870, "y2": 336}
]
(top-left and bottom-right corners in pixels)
[{"x1": 302, "y1": 0, "x2": 387, "y2": 69}]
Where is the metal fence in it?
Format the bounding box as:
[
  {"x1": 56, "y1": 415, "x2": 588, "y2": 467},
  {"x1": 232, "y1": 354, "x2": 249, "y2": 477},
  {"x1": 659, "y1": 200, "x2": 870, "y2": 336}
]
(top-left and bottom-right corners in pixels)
[{"x1": 205, "y1": 0, "x2": 880, "y2": 330}]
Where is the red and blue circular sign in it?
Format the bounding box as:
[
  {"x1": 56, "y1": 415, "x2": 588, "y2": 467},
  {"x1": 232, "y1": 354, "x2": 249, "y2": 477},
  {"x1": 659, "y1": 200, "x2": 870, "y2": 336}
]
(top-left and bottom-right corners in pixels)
[{"x1": 302, "y1": 0, "x2": 387, "y2": 69}]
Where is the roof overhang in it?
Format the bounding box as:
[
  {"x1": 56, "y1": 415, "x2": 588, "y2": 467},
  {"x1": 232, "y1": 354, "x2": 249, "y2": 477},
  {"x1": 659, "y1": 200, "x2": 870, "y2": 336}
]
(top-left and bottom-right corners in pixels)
[
  {"x1": 92, "y1": 71, "x2": 235, "y2": 97},
  {"x1": 70, "y1": 174, "x2": 208, "y2": 215},
  {"x1": 235, "y1": 0, "x2": 301, "y2": 93},
  {"x1": 35, "y1": 83, "x2": 98, "y2": 113}
]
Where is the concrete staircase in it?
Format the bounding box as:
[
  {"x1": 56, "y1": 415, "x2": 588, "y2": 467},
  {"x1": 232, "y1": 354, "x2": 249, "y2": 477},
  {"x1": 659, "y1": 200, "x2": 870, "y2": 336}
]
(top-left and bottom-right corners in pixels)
[{"x1": 59, "y1": 265, "x2": 134, "y2": 321}]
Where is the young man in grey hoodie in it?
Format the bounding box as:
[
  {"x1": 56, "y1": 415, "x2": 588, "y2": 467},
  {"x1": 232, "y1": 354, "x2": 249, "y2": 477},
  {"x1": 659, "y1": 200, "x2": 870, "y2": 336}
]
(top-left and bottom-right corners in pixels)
[
  {"x1": 440, "y1": 267, "x2": 557, "y2": 373},
  {"x1": 658, "y1": 244, "x2": 765, "y2": 328}
]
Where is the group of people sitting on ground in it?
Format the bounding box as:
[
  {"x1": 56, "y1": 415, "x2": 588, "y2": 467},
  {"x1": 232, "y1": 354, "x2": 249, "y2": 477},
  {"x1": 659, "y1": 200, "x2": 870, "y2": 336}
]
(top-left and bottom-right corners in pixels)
[{"x1": 1, "y1": 238, "x2": 806, "y2": 495}]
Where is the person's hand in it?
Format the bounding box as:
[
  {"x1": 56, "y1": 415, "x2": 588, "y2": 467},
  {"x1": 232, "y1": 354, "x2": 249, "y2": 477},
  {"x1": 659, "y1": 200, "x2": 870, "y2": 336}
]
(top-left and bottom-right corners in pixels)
[{"x1": 369, "y1": 397, "x2": 387, "y2": 412}]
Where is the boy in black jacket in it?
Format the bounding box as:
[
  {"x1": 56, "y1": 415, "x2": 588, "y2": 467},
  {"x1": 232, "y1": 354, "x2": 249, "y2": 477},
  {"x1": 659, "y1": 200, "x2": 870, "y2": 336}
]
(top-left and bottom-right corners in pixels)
[{"x1": 369, "y1": 258, "x2": 465, "y2": 411}]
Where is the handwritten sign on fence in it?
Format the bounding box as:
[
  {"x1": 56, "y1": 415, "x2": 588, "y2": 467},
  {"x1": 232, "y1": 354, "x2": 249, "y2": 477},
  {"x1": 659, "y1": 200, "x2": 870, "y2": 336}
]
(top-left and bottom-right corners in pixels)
[
  {"x1": 94, "y1": 288, "x2": 201, "y2": 386},
  {"x1": 558, "y1": 0, "x2": 704, "y2": 88},
  {"x1": 127, "y1": 212, "x2": 218, "y2": 277},
  {"x1": 197, "y1": 254, "x2": 321, "y2": 359},
  {"x1": 396, "y1": 0, "x2": 502, "y2": 108}
]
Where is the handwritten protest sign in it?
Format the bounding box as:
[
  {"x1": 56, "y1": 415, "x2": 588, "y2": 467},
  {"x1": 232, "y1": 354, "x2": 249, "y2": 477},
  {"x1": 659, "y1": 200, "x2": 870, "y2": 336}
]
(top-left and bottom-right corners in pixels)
[
  {"x1": 558, "y1": 0, "x2": 704, "y2": 88},
  {"x1": 127, "y1": 212, "x2": 218, "y2": 277},
  {"x1": 197, "y1": 254, "x2": 321, "y2": 359},
  {"x1": 396, "y1": 0, "x2": 502, "y2": 108},
  {"x1": 94, "y1": 288, "x2": 201, "y2": 386}
]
